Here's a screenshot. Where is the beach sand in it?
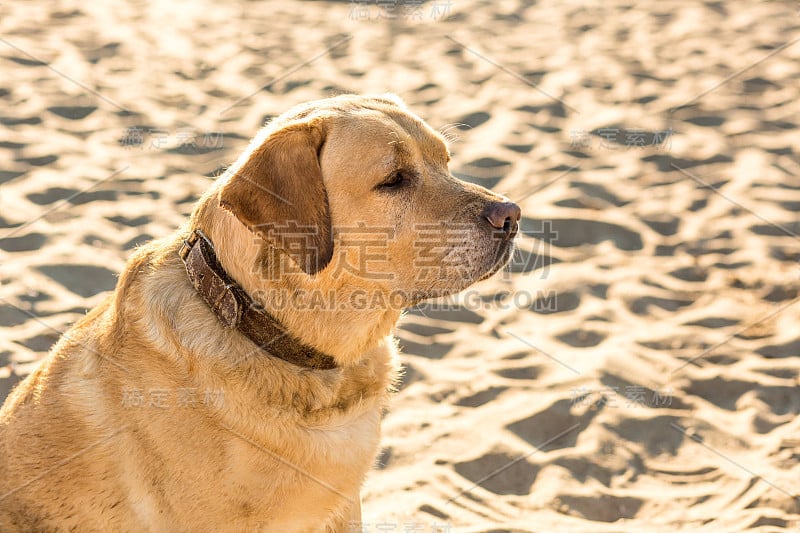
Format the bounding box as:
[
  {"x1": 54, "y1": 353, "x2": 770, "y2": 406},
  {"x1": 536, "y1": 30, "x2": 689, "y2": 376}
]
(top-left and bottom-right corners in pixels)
[{"x1": 1, "y1": 0, "x2": 799, "y2": 530}]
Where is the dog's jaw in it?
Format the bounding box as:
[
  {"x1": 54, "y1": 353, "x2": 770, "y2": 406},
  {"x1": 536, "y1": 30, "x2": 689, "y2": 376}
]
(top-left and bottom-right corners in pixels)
[{"x1": 479, "y1": 238, "x2": 516, "y2": 282}]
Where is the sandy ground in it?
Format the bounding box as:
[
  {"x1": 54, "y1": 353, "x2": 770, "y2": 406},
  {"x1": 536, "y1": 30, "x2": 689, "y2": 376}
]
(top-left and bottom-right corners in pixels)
[{"x1": 1, "y1": 0, "x2": 799, "y2": 530}]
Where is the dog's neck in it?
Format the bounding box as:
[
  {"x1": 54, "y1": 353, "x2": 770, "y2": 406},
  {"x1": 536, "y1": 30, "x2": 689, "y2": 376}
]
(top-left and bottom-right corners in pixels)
[
  {"x1": 189, "y1": 197, "x2": 401, "y2": 367},
  {"x1": 179, "y1": 229, "x2": 339, "y2": 370}
]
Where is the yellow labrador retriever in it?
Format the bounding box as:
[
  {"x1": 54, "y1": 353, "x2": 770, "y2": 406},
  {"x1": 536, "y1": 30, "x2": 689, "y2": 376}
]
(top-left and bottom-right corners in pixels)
[{"x1": 0, "y1": 94, "x2": 520, "y2": 531}]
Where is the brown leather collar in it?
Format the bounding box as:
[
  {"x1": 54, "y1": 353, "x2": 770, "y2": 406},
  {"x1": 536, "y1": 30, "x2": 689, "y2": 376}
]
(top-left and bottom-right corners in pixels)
[{"x1": 179, "y1": 229, "x2": 338, "y2": 370}]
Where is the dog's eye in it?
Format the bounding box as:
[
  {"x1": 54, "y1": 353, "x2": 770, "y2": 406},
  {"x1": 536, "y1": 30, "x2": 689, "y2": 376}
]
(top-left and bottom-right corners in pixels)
[{"x1": 377, "y1": 170, "x2": 410, "y2": 191}]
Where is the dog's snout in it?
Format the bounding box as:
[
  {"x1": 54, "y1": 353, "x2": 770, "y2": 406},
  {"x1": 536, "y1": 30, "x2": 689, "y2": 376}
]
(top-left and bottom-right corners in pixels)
[{"x1": 482, "y1": 201, "x2": 521, "y2": 239}]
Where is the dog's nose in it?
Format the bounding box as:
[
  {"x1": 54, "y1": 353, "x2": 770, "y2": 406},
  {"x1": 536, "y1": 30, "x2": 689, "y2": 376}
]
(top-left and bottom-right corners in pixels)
[{"x1": 482, "y1": 201, "x2": 521, "y2": 239}]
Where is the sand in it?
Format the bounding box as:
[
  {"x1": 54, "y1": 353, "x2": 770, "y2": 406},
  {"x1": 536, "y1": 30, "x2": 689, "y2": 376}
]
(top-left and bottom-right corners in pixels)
[{"x1": 1, "y1": 0, "x2": 799, "y2": 530}]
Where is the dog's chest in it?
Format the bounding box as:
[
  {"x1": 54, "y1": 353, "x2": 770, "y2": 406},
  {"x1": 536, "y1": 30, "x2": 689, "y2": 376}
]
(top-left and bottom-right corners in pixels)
[{"x1": 213, "y1": 406, "x2": 382, "y2": 529}]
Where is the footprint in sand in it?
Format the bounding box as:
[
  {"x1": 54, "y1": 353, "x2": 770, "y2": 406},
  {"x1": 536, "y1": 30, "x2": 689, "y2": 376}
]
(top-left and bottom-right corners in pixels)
[
  {"x1": 627, "y1": 295, "x2": 694, "y2": 315},
  {"x1": 556, "y1": 329, "x2": 607, "y2": 348},
  {"x1": 753, "y1": 366, "x2": 798, "y2": 380},
  {"x1": 0, "y1": 375, "x2": 22, "y2": 407},
  {"x1": 36, "y1": 264, "x2": 117, "y2": 298},
  {"x1": 454, "y1": 386, "x2": 509, "y2": 408},
  {"x1": 468, "y1": 157, "x2": 510, "y2": 171},
  {"x1": 521, "y1": 217, "x2": 643, "y2": 251},
  {"x1": 683, "y1": 115, "x2": 725, "y2": 127},
  {"x1": 763, "y1": 284, "x2": 799, "y2": 302},
  {"x1": 600, "y1": 373, "x2": 691, "y2": 410},
  {"x1": 27, "y1": 187, "x2": 78, "y2": 205},
  {"x1": 749, "y1": 222, "x2": 800, "y2": 237},
  {"x1": 395, "y1": 361, "x2": 424, "y2": 391},
  {"x1": 452, "y1": 111, "x2": 490, "y2": 130},
  {"x1": 0, "y1": 305, "x2": 30, "y2": 327},
  {"x1": 503, "y1": 143, "x2": 533, "y2": 154},
  {"x1": 122, "y1": 234, "x2": 153, "y2": 250},
  {"x1": 605, "y1": 415, "x2": 687, "y2": 456},
  {"x1": 742, "y1": 76, "x2": 780, "y2": 94},
  {"x1": 568, "y1": 181, "x2": 629, "y2": 207},
  {"x1": 529, "y1": 289, "x2": 581, "y2": 315},
  {"x1": 16, "y1": 154, "x2": 58, "y2": 167},
  {"x1": 410, "y1": 83, "x2": 441, "y2": 106},
  {"x1": 508, "y1": 248, "x2": 559, "y2": 274},
  {"x1": 554, "y1": 493, "x2": 643, "y2": 523},
  {"x1": 453, "y1": 449, "x2": 539, "y2": 495},
  {"x1": 744, "y1": 492, "x2": 799, "y2": 526},
  {"x1": 0, "y1": 169, "x2": 27, "y2": 185},
  {"x1": 15, "y1": 332, "x2": 60, "y2": 354},
  {"x1": 495, "y1": 366, "x2": 542, "y2": 380},
  {"x1": 82, "y1": 42, "x2": 120, "y2": 63},
  {"x1": 747, "y1": 515, "x2": 791, "y2": 529},
  {"x1": 417, "y1": 504, "x2": 449, "y2": 520},
  {"x1": 0, "y1": 115, "x2": 42, "y2": 126},
  {"x1": 507, "y1": 398, "x2": 598, "y2": 451},
  {"x1": 452, "y1": 160, "x2": 508, "y2": 189},
  {"x1": 406, "y1": 305, "x2": 484, "y2": 324},
  {"x1": 683, "y1": 376, "x2": 799, "y2": 412},
  {"x1": 756, "y1": 338, "x2": 800, "y2": 359},
  {"x1": 640, "y1": 215, "x2": 680, "y2": 236},
  {"x1": 641, "y1": 153, "x2": 733, "y2": 173},
  {"x1": 0, "y1": 232, "x2": 47, "y2": 252},
  {"x1": 589, "y1": 125, "x2": 668, "y2": 147},
  {"x1": 69, "y1": 190, "x2": 118, "y2": 205},
  {"x1": 396, "y1": 336, "x2": 454, "y2": 360},
  {"x1": 684, "y1": 317, "x2": 740, "y2": 328},
  {"x1": 398, "y1": 322, "x2": 454, "y2": 336},
  {"x1": 46, "y1": 106, "x2": 97, "y2": 120},
  {"x1": 515, "y1": 101, "x2": 565, "y2": 119},
  {"x1": 668, "y1": 266, "x2": 708, "y2": 282},
  {"x1": 107, "y1": 214, "x2": 151, "y2": 227}
]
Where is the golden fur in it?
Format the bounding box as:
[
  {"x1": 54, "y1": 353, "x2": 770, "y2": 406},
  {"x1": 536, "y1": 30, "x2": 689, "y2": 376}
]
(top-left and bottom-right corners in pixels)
[{"x1": 0, "y1": 94, "x2": 517, "y2": 531}]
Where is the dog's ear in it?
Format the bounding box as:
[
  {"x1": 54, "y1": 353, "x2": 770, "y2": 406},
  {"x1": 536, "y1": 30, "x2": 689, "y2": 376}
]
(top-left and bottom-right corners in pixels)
[{"x1": 219, "y1": 119, "x2": 332, "y2": 275}]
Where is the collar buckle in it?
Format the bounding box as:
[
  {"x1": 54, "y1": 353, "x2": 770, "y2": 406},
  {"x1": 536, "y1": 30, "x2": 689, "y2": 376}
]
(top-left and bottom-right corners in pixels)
[{"x1": 179, "y1": 229, "x2": 212, "y2": 261}]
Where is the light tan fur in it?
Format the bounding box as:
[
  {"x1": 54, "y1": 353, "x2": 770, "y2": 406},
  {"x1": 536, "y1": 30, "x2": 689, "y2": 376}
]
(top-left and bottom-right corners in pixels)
[{"x1": 0, "y1": 94, "x2": 517, "y2": 532}]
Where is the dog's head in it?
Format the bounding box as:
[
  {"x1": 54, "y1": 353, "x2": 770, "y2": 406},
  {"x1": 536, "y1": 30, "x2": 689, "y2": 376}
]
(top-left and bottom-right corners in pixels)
[{"x1": 219, "y1": 94, "x2": 520, "y2": 307}]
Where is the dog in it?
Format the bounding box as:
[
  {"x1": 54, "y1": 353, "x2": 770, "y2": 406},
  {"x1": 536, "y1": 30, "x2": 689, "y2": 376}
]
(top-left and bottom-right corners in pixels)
[{"x1": 0, "y1": 94, "x2": 520, "y2": 531}]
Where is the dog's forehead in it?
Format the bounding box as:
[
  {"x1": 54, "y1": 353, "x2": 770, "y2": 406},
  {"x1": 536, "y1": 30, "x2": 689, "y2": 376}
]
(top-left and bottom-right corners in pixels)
[
  {"x1": 329, "y1": 105, "x2": 448, "y2": 159},
  {"x1": 281, "y1": 94, "x2": 446, "y2": 149}
]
